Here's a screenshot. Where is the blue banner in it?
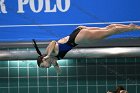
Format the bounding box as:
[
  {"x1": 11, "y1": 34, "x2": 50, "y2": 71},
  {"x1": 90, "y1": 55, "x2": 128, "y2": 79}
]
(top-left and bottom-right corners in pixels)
[{"x1": 0, "y1": 0, "x2": 140, "y2": 41}]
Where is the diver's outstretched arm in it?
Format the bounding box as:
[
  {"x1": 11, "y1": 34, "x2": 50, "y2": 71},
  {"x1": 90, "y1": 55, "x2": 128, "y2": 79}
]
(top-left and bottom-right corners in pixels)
[{"x1": 45, "y1": 41, "x2": 56, "y2": 57}]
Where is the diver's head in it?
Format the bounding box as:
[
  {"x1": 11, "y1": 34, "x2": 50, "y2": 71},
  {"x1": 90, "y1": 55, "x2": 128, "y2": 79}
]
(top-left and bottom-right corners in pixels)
[
  {"x1": 37, "y1": 55, "x2": 52, "y2": 68},
  {"x1": 33, "y1": 39, "x2": 61, "y2": 74},
  {"x1": 32, "y1": 39, "x2": 51, "y2": 68},
  {"x1": 37, "y1": 55, "x2": 46, "y2": 67}
]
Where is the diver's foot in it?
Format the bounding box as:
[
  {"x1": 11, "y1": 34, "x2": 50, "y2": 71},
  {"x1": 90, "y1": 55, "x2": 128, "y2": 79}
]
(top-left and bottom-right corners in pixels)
[{"x1": 129, "y1": 23, "x2": 140, "y2": 30}]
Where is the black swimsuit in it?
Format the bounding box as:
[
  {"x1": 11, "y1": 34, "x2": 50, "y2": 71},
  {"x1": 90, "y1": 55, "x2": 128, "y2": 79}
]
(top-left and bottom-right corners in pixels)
[{"x1": 55, "y1": 27, "x2": 82, "y2": 59}]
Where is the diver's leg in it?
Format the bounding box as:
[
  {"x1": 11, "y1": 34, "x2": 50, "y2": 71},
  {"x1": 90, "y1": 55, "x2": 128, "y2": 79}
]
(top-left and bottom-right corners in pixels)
[
  {"x1": 106, "y1": 24, "x2": 132, "y2": 29},
  {"x1": 74, "y1": 24, "x2": 140, "y2": 44},
  {"x1": 106, "y1": 23, "x2": 140, "y2": 34},
  {"x1": 87, "y1": 24, "x2": 140, "y2": 40}
]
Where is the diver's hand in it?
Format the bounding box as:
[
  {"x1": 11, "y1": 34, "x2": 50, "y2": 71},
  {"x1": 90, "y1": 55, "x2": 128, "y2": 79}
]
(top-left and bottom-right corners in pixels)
[
  {"x1": 42, "y1": 56, "x2": 62, "y2": 74},
  {"x1": 41, "y1": 56, "x2": 51, "y2": 68},
  {"x1": 43, "y1": 55, "x2": 49, "y2": 59}
]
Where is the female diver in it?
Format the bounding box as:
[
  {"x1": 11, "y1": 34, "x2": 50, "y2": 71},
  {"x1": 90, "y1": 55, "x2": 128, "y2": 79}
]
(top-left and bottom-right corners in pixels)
[{"x1": 33, "y1": 24, "x2": 140, "y2": 73}]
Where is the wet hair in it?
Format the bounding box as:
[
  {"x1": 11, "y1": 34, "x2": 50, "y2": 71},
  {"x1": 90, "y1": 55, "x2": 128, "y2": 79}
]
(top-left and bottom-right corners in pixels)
[
  {"x1": 32, "y1": 39, "x2": 46, "y2": 67},
  {"x1": 37, "y1": 55, "x2": 46, "y2": 67}
]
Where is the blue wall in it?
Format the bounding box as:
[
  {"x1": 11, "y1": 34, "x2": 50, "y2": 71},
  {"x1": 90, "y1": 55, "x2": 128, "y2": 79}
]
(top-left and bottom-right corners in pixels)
[{"x1": 0, "y1": 0, "x2": 140, "y2": 41}]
